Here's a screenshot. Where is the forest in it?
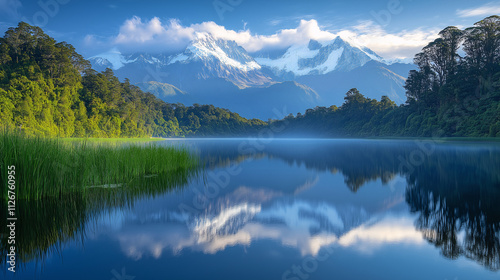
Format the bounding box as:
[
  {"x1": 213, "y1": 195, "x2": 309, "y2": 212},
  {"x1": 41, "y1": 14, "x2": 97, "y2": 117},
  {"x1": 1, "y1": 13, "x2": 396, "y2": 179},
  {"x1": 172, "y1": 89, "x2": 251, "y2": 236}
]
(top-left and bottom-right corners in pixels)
[
  {"x1": 276, "y1": 16, "x2": 500, "y2": 137},
  {"x1": 1, "y1": 16, "x2": 499, "y2": 138},
  {"x1": 0, "y1": 22, "x2": 266, "y2": 138}
]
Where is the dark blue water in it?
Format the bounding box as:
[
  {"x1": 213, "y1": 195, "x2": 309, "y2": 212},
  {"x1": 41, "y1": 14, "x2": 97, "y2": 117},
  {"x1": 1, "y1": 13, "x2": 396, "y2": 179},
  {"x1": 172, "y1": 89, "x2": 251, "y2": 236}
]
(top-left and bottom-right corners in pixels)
[{"x1": 4, "y1": 139, "x2": 500, "y2": 279}]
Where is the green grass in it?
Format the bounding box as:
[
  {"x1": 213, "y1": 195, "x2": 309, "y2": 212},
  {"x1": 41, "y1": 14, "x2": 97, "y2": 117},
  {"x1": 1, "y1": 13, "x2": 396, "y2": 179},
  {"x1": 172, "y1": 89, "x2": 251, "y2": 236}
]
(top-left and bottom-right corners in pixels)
[
  {"x1": 0, "y1": 131, "x2": 200, "y2": 268},
  {"x1": 59, "y1": 137, "x2": 166, "y2": 143},
  {"x1": 0, "y1": 131, "x2": 199, "y2": 200}
]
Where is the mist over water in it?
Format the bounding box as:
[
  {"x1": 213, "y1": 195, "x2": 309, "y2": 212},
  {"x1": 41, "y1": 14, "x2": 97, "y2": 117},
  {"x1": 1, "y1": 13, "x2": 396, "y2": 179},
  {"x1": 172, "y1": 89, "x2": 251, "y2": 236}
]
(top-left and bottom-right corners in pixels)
[{"x1": 4, "y1": 139, "x2": 500, "y2": 279}]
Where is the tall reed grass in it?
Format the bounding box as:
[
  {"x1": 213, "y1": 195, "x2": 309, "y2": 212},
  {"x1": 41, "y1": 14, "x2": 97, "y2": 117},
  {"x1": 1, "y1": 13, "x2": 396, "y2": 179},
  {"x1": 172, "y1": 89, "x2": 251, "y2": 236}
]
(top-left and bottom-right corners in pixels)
[{"x1": 0, "y1": 131, "x2": 199, "y2": 200}]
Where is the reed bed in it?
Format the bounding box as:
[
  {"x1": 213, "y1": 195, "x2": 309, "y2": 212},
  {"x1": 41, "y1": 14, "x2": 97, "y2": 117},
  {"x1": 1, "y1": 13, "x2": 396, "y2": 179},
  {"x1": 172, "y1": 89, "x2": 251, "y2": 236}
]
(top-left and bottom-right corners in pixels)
[{"x1": 0, "y1": 131, "x2": 199, "y2": 200}]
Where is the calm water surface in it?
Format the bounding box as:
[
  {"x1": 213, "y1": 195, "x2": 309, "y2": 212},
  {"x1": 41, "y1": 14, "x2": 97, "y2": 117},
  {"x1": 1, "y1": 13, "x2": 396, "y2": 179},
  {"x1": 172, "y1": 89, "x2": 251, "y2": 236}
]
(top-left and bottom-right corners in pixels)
[{"x1": 3, "y1": 139, "x2": 500, "y2": 280}]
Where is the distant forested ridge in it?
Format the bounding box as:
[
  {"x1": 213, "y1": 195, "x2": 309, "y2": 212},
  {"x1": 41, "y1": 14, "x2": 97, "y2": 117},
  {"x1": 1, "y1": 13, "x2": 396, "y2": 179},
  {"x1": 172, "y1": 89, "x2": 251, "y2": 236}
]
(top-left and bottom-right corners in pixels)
[
  {"x1": 0, "y1": 22, "x2": 266, "y2": 137},
  {"x1": 1, "y1": 17, "x2": 500, "y2": 138},
  {"x1": 274, "y1": 16, "x2": 500, "y2": 138}
]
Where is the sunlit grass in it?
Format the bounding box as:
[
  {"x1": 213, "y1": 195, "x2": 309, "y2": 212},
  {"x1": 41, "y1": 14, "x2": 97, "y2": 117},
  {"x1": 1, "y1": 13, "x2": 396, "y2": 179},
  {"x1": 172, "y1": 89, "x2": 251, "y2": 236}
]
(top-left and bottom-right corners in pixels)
[
  {"x1": 59, "y1": 137, "x2": 165, "y2": 143},
  {"x1": 0, "y1": 130, "x2": 200, "y2": 269},
  {"x1": 0, "y1": 130, "x2": 199, "y2": 200}
]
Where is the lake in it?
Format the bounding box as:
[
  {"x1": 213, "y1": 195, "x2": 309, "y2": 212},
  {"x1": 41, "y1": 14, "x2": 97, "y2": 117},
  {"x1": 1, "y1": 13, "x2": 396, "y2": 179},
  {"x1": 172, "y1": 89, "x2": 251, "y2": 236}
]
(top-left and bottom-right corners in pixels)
[{"x1": 3, "y1": 138, "x2": 500, "y2": 280}]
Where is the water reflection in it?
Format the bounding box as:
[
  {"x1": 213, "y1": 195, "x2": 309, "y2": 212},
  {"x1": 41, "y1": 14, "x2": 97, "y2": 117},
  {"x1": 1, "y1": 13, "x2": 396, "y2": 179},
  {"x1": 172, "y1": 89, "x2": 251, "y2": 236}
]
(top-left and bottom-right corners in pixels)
[
  {"x1": 160, "y1": 139, "x2": 500, "y2": 270},
  {"x1": 406, "y1": 170, "x2": 500, "y2": 270},
  {"x1": 3, "y1": 139, "x2": 500, "y2": 279},
  {"x1": 0, "y1": 168, "x2": 199, "y2": 270},
  {"x1": 100, "y1": 184, "x2": 426, "y2": 262}
]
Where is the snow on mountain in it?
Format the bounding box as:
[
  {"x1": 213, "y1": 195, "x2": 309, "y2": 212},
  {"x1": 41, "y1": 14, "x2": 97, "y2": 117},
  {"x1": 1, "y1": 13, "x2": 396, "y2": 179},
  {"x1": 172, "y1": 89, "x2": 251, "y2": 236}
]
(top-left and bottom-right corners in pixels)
[
  {"x1": 90, "y1": 33, "x2": 261, "y2": 74},
  {"x1": 88, "y1": 56, "x2": 113, "y2": 70},
  {"x1": 89, "y1": 33, "x2": 273, "y2": 89},
  {"x1": 255, "y1": 36, "x2": 385, "y2": 78},
  {"x1": 168, "y1": 53, "x2": 189, "y2": 64},
  {"x1": 87, "y1": 33, "x2": 415, "y2": 119},
  {"x1": 88, "y1": 48, "x2": 136, "y2": 70},
  {"x1": 255, "y1": 43, "x2": 326, "y2": 76},
  {"x1": 127, "y1": 53, "x2": 163, "y2": 65},
  {"x1": 383, "y1": 57, "x2": 414, "y2": 65},
  {"x1": 89, "y1": 34, "x2": 395, "y2": 82},
  {"x1": 161, "y1": 32, "x2": 272, "y2": 88},
  {"x1": 169, "y1": 33, "x2": 261, "y2": 72}
]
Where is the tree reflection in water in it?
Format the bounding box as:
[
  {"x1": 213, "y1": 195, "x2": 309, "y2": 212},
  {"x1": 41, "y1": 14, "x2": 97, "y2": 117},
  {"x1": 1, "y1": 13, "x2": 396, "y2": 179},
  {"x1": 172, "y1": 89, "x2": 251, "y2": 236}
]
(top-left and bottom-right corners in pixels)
[
  {"x1": 404, "y1": 147, "x2": 500, "y2": 270},
  {"x1": 193, "y1": 139, "x2": 500, "y2": 270},
  {"x1": 3, "y1": 139, "x2": 500, "y2": 271}
]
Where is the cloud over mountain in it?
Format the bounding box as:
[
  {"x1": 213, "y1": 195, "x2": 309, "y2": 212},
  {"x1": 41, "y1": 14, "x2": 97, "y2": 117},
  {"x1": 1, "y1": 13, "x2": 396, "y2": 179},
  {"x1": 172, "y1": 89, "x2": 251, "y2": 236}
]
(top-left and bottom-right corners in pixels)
[{"x1": 86, "y1": 16, "x2": 438, "y2": 59}]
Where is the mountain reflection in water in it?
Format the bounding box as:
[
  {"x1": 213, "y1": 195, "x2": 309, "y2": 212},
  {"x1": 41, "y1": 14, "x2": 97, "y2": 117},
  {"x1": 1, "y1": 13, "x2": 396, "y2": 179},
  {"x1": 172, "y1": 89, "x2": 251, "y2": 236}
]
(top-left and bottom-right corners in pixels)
[{"x1": 2, "y1": 139, "x2": 499, "y2": 279}]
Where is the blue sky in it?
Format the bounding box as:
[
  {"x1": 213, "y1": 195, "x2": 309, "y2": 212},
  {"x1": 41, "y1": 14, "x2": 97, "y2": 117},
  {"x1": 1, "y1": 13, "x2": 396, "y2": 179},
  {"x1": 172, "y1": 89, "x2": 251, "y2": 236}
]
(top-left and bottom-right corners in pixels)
[{"x1": 0, "y1": 0, "x2": 499, "y2": 59}]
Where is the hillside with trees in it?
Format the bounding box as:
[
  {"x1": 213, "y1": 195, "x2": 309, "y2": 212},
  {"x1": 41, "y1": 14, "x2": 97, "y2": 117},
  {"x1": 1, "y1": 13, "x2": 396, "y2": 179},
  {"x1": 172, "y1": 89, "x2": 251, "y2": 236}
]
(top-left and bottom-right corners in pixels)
[
  {"x1": 0, "y1": 22, "x2": 266, "y2": 138},
  {"x1": 1, "y1": 17, "x2": 500, "y2": 139},
  {"x1": 275, "y1": 16, "x2": 500, "y2": 138}
]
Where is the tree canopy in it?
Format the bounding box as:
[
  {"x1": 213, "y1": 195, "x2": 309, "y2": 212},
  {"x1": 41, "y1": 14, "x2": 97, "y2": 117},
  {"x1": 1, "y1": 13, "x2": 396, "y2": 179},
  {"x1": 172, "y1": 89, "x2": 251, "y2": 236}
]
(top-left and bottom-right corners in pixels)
[
  {"x1": 0, "y1": 22, "x2": 266, "y2": 137},
  {"x1": 275, "y1": 16, "x2": 500, "y2": 138},
  {"x1": 1, "y1": 18, "x2": 500, "y2": 138}
]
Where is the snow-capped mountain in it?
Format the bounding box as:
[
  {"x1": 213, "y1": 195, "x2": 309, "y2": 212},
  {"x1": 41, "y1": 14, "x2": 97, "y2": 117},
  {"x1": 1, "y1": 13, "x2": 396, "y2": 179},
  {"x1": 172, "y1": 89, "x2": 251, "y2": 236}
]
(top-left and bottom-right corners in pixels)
[
  {"x1": 296, "y1": 60, "x2": 413, "y2": 105},
  {"x1": 255, "y1": 37, "x2": 384, "y2": 78},
  {"x1": 161, "y1": 33, "x2": 273, "y2": 89},
  {"x1": 89, "y1": 48, "x2": 140, "y2": 70},
  {"x1": 90, "y1": 33, "x2": 273, "y2": 89},
  {"x1": 88, "y1": 33, "x2": 415, "y2": 119},
  {"x1": 173, "y1": 33, "x2": 261, "y2": 72}
]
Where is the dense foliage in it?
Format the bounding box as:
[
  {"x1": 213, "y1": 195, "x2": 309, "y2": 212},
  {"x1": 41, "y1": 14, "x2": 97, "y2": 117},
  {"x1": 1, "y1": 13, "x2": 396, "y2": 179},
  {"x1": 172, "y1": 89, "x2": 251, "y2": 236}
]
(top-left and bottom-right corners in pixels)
[
  {"x1": 0, "y1": 22, "x2": 266, "y2": 137},
  {"x1": 276, "y1": 16, "x2": 500, "y2": 137},
  {"x1": 1, "y1": 17, "x2": 499, "y2": 138}
]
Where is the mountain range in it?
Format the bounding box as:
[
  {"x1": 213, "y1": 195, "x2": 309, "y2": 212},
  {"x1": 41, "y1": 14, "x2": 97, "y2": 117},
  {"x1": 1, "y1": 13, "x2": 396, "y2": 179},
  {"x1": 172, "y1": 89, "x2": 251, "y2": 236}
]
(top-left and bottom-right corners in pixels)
[{"x1": 89, "y1": 33, "x2": 415, "y2": 120}]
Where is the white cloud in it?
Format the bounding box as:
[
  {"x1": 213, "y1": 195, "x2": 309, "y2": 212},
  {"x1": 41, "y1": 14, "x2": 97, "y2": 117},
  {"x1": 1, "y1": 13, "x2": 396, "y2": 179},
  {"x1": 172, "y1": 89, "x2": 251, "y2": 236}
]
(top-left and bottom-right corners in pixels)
[
  {"x1": 90, "y1": 16, "x2": 440, "y2": 59},
  {"x1": 269, "y1": 19, "x2": 283, "y2": 26},
  {"x1": 113, "y1": 17, "x2": 194, "y2": 53},
  {"x1": 109, "y1": 204, "x2": 424, "y2": 260},
  {"x1": 337, "y1": 21, "x2": 439, "y2": 59},
  {"x1": 338, "y1": 215, "x2": 425, "y2": 253},
  {"x1": 108, "y1": 17, "x2": 335, "y2": 53},
  {"x1": 457, "y1": 3, "x2": 500, "y2": 18}
]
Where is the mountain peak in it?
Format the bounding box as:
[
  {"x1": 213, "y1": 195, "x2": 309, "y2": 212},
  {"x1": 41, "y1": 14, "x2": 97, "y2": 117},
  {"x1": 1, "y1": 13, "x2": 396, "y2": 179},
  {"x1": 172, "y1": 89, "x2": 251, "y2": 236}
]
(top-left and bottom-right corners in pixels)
[
  {"x1": 255, "y1": 36, "x2": 385, "y2": 77},
  {"x1": 335, "y1": 36, "x2": 384, "y2": 61},
  {"x1": 168, "y1": 32, "x2": 261, "y2": 72},
  {"x1": 88, "y1": 48, "x2": 129, "y2": 70}
]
